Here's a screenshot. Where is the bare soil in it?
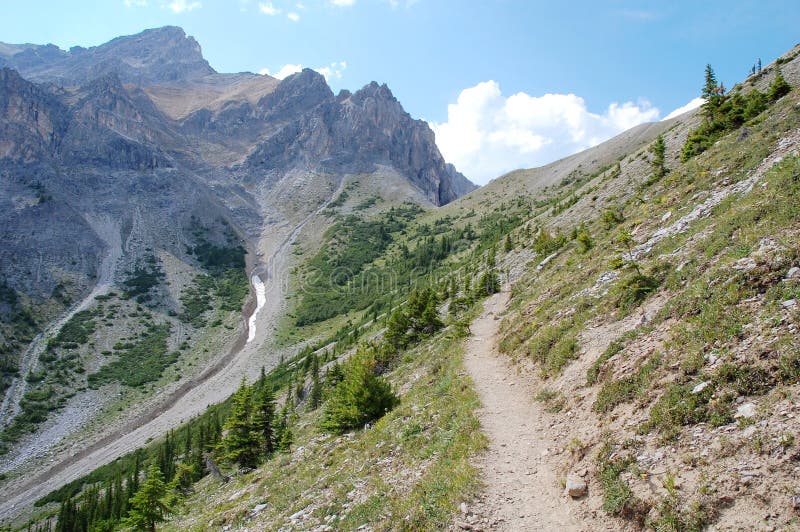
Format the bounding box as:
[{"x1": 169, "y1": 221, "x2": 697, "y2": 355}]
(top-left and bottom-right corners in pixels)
[{"x1": 463, "y1": 291, "x2": 582, "y2": 531}]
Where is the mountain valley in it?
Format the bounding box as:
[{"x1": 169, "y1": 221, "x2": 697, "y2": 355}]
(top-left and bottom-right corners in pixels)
[{"x1": 1, "y1": 24, "x2": 800, "y2": 532}]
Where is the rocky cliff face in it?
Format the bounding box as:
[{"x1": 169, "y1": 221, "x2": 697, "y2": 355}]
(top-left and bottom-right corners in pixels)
[
  {"x1": 0, "y1": 26, "x2": 475, "y2": 302},
  {"x1": 0, "y1": 27, "x2": 214, "y2": 85},
  {"x1": 235, "y1": 72, "x2": 475, "y2": 205}
]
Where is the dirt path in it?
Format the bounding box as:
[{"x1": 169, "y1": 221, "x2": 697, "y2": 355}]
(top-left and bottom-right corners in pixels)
[{"x1": 463, "y1": 291, "x2": 581, "y2": 531}]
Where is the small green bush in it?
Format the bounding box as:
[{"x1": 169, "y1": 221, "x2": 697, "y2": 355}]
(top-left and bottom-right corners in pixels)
[{"x1": 321, "y1": 348, "x2": 399, "y2": 433}]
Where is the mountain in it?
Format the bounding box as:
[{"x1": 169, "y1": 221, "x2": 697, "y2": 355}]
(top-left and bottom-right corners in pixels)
[
  {"x1": 5, "y1": 26, "x2": 798, "y2": 532},
  {"x1": 0, "y1": 26, "x2": 214, "y2": 85},
  {"x1": 0, "y1": 25, "x2": 475, "y2": 300},
  {"x1": 113, "y1": 44, "x2": 800, "y2": 531},
  {"x1": 0, "y1": 25, "x2": 475, "y2": 508}
]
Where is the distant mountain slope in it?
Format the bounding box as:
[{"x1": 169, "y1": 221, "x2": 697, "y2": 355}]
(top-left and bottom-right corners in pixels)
[{"x1": 0, "y1": 25, "x2": 475, "y2": 500}]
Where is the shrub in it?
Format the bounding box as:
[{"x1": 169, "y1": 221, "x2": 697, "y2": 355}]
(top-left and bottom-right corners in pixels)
[
  {"x1": 613, "y1": 273, "x2": 659, "y2": 312},
  {"x1": 532, "y1": 229, "x2": 566, "y2": 256},
  {"x1": 601, "y1": 207, "x2": 625, "y2": 229},
  {"x1": 768, "y1": 69, "x2": 791, "y2": 102},
  {"x1": 321, "y1": 348, "x2": 399, "y2": 433}
]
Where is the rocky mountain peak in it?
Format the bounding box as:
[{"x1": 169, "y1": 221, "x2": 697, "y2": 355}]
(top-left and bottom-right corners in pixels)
[
  {"x1": 352, "y1": 81, "x2": 395, "y2": 103},
  {"x1": 0, "y1": 26, "x2": 214, "y2": 85}
]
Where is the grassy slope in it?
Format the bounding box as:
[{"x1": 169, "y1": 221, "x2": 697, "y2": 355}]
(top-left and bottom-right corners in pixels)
[
  {"x1": 180, "y1": 50, "x2": 800, "y2": 530},
  {"x1": 488, "y1": 53, "x2": 800, "y2": 529},
  {"x1": 15, "y1": 46, "x2": 800, "y2": 532},
  {"x1": 165, "y1": 314, "x2": 485, "y2": 531}
]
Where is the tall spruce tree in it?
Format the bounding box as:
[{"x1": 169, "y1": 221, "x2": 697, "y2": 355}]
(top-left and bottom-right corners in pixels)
[
  {"x1": 650, "y1": 134, "x2": 667, "y2": 179},
  {"x1": 124, "y1": 464, "x2": 170, "y2": 532},
  {"x1": 252, "y1": 381, "x2": 276, "y2": 455},
  {"x1": 220, "y1": 377, "x2": 260, "y2": 468}
]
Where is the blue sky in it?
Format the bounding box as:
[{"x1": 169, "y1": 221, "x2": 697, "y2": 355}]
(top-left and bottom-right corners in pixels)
[{"x1": 1, "y1": 0, "x2": 798, "y2": 183}]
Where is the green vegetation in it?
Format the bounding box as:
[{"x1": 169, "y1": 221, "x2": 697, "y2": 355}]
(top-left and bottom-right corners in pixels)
[
  {"x1": 596, "y1": 440, "x2": 648, "y2": 524},
  {"x1": 294, "y1": 205, "x2": 422, "y2": 325},
  {"x1": 51, "y1": 310, "x2": 96, "y2": 348},
  {"x1": 123, "y1": 463, "x2": 171, "y2": 532},
  {"x1": 682, "y1": 64, "x2": 790, "y2": 161},
  {"x1": 321, "y1": 347, "x2": 399, "y2": 433},
  {"x1": 593, "y1": 354, "x2": 661, "y2": 413},
  {"x1": 88, "y1": 323, "x2": 173, "y2": 388},
  {"x1": 0, "y1": 280, "x2": 39, "y2": 396},
  {"x1": 384, "y1": 287, "x2": 443, "y2": 351},
  {"x1": 179, "y1": 224, "x2": 249, "y2": 326},
  {"x1": 649, "y1": 134, "x2": 667, "y2": 180},
  {"x1": 122, "y1": 257, "x2": 165, "y2": 303}
]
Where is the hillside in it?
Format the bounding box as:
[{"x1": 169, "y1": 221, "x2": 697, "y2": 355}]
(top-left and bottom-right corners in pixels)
[
  {"x1": 0, "y1": 25, "x2": 475, "y2": 522},
  {"x1": 4, "y1": 42, "x2": 798, "y2": 532}
]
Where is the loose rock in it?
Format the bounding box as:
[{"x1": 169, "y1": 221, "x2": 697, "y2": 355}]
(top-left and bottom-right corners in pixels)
[{"x1": 565, "y1": 475, "x2": 588, "y2": 498}]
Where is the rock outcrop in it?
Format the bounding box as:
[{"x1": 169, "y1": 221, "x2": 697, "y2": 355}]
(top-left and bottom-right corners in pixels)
[{"x1": 0, "y1": 26, "x2": 475, "y2": 302}]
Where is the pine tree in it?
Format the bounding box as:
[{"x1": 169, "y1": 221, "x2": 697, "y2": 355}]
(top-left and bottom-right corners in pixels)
[
  {"x1": 768, "y1": 68, "x2": 791, "y2": 102},
  {"x1": 384, "y1": 309, "x2": 411, "y2": 350},
  {"x1": 112, "y1": 474, "x2": 125, "y2": 520},
  {"x1": 278, "y1": 425, "x2": 294, "y2": 451},
  {"x1": 701, "y1": 64, "x2": 722, "y2": 119},
  {"x1": 479, "y1": 269, "x2": 500, "y2": 295},
  {"x1": 220, "y1": 377, "x2": 260, "y2": 468},
  {"x1": 171, "y1": 462, "x2": 197, "y2": 495},
  {"x1": 701, "y1": 64, "x2": 718, "y2": 99},
  {"x1": 124, "y1": 464, "x2": 170, "y2": 532},
  {"x1": 252, "y1": 382, "x2": 276, "y2": 455},
  {"x1": 307, "y1": 355, "x2": 323, "y2": 411},
  {"x1": 504, "y1": 234, "x2": 513, "y2": 252},
  {"x1": 273, "y1": 404, "x2": 291, "y2": 451},
  {"x1": 649, "y1": 134, "x2": 667, "y2": 179},
  {"x1": 321, "y1": 348, "x2": 399, "y2": 434}
]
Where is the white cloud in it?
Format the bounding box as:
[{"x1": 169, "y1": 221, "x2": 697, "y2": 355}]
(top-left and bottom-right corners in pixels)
[
  {"x1": 260, "y1": 63, "x2": 303, "y2": 79},
  {"x1": 663, "y1": 97, "x2": 705, "y2": 120},
  {"x1": 123, "y1": 0, "x2": 148, "y2": 7},
  {"x1": 287, "y1": 11, "x2": 300, "y2": 21},
  {"x1": 330, "y1": 0, "x2": 355, "y2": 6},
  {"x1": 316, "y1": 61, "x2": 347, "y2": 81},
  {"x1": 165, "y1": 0, "x2": 201, "y2": 13},
  {"x1": 258, "y1": 1, "x2": 280, "y2": 15},
  {"x1": 430, "y1": 81, "x2": 660, "y2": 185},
  {"x1": 260, "y1": 61, "x2": 346, "y2": 82}
]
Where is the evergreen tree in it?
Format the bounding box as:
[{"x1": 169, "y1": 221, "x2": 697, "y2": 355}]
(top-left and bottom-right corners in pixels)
[
  {"x1": 112, "y1": 474, "x2": 125, "y2": 520},
  {"x1": 504, "y1": 234, "x2": 513, "y2": 252},
  {"x1": 384, "y1": 309, "x2": 411, "y2": 350},
  {"x1": 124, "y1": 464, "x2": 170, "y2": 532},
  {"x1": 220, "y1": 377, "x2": 260, "y2": 468},
  {"x1": 273, "y1": 404, "x2": 291, "y2": 451},
  {"x1": 321, "y1": 348, "x2": 399, "y2": 434},
  {"x1": 478, "y1": 269, "x2": 500, "y2": 295},
  {"x1": 170, "y1": 462, "x2": 197, "y2": 495},
  {"x1": 56, "y1": 498, "x2": 77, "y2": 532},
  {"x1": 252, "y1": 382, "x2": 276, "y2": 455},
  {"x1": 307, "y1": 355, "x2": 323, "y2": 411},
  {"x1": 278, "y1": 425, "x2": 294, "y2": 451},
  {"x1": 576, "y1": 225, "x2": 593, "y2": 253},
  {"x1": 768, "y1": 68, "x2": 791, "y2": 101},
  {"x1": 649, "y1": 134, "x2": 667, "y2": 179},
  {"x1": 701, "y1": 64, "x2": 722, "y2": 118},
  {"x1": 701, "y1": 64, "x2": 718, "y2": 99}
]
